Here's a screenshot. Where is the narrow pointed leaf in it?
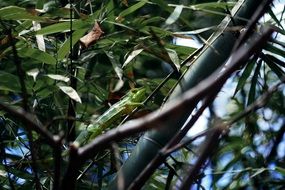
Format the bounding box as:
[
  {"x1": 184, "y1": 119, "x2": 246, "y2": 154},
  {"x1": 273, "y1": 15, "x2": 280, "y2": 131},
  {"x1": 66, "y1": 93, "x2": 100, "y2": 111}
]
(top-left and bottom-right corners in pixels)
[
  {"x1": 105, "y1": 51, "x2": 123, "y2": 81},
  {"x1": 166, "y1": 48, "x2": 180, "y2": 71},
  {"x1": 268, "y1": 8, "x2": 284, "y2": 29},
  {"x1": 275, "y1": 167, "x2": 285, "y2": 175},
  {"x1": 123, "y1": 49, "x2": 143, "y2": 68},
  {"x1": 247, "y1": 60, "x2": 261, "y2": 106},
  {"x1": 47, "y1": 74, "x2": 70, "y2": 82},
  {"x1": 57, "y1": 29, "x2": 87, "y2": 60},
  {"x1": 233, "y1": 58, "x2": 256, "y2": 97},
  {"x1": 264, "y1": 55, "x2": 285, "y2": 80},
  {"x1": 0, "y1": 6, "x2": 45, "y2": 21},
  {"x1": 18, "y1": 47, "x2": 56, "y2": 65},
  {"x1": 37, "y1": 21, "x2": 89, "y2": 35},
  {"x1": 264, "y1": 44, "x2": 285, "y2": 57},
  {"x1": 118, "y1": 0, "x2": 148, "y2": 18},
  {"x1": 58, "y1": 85, "x2": 82, "y2": 103},
  {"x1": 264, "y1": 54, "x2": 285, "y2": 68},
  {"x1": 0, "y1": 71, "x2": 20, "y2": 92},
  {"x1": 165, "y1": 5, "x2": 183, "y2": 25}
]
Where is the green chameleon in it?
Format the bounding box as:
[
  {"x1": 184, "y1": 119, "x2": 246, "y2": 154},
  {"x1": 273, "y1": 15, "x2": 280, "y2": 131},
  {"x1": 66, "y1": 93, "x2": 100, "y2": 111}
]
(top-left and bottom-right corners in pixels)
[{"x1": 75, "y1": 88, "x2": 146, "y2": 146}]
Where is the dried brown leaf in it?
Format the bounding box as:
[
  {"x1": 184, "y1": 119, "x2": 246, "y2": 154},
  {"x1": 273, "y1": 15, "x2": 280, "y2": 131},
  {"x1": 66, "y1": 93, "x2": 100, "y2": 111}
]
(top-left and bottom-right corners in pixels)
[{"x1": 79, "y1": 21, "x2": 104, "y2": 48}]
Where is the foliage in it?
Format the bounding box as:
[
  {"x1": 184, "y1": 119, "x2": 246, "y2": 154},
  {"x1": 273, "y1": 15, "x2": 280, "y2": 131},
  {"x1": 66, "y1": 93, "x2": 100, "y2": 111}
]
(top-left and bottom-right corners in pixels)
[{"x1": 0, "y1": 0, "x2": 284, "y2": 189}]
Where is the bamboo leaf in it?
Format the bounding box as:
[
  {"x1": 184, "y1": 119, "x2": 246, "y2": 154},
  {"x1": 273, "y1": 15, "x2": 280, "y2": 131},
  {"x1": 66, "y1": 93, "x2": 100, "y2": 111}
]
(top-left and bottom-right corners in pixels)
[
  {"x1": 57, "y1": 29, "x2": 87, "y2": 60},
  {"x1": 250, "y1": 168, "x2": 267, "y2": 178},
  {"x1": 47, "y1": 74, "x2": 70, "y2": 83},
  {"x1": 37, "y1": 21, "x2": 89, "y2": 35},
  {"x1": 166, "y1": 48, "x2": 180, "y2": 71},
  {"x1": 0, "y1": 71, "x2": 20, "y2": 92},
  {"x1": 264, "y1": 54, "x2": 285, "y2": 68},
  {"x1": 268, "y1": 8, "x2": 284, "y2": 29},
  {"x1": 123, "y1": 49, "x2": 144, "y2": 68},
  {"x1": 27, "y1": 68, "x2": 40, "y2": 82},
  {"x1": 233, "y1": 58, "x2": 256, "y2": 97},
  {"x1": 165, "y1": 5, "x2": 183, "y2": 25},
  {"x1": 264, "y1": 55, "x2": 285, "y2": 80},
  {"x1": 189, "y1": 2, "x2": 235, "y2": 10},
  {"x1": 118, "y1": 0, "x2": 148, "y2": 18},
  {"x1": 275, "y1": 167, "x2": 285, "y2": 175},
  {"x1": 0, "y1": 6, "x2": 45, "y2": 21},
  {"x1": 58, "y1": 85, "x2": 82, "y2": 103},
  {"x1": 264, "y1": 44, "x2": 285, "y2": 58},
  {"x1": 105, "y1": 51, "x2": 124, "y2": 82},
  {"x1": 247, "y1": 60, "x2": 261, "y2": 106},
  {"x1": 18, "y1": 47, "x2": 56, "y2": 65}
]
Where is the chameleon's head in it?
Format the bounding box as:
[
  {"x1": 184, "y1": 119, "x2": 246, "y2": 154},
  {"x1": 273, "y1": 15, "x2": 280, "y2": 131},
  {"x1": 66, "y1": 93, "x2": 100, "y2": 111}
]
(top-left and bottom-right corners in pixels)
[{"x1": 130, "y1": 87, "x2": 146, "y2": 102}]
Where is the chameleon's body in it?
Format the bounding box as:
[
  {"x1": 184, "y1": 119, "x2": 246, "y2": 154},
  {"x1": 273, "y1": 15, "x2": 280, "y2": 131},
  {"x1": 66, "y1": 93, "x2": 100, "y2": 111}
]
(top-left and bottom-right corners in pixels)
[{"x1": 75, "y1": 88, "x2": 146, "y2": 145}]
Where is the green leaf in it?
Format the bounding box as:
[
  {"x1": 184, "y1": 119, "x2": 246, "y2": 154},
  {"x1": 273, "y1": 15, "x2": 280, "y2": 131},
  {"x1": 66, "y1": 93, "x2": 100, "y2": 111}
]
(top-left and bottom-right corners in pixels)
[
  {"x1": 191, "y1": 2, "x2": 235, "y2": 10},
  {"x1": 118, "y1": 0, "x2": 148, "y2": 18},
  {"x1": 57, "y1": 29, "x2": 87, "y2": 60},
  {"x1": 0, "y1": 71, "x2": 20, "y2": 92},
  {"x1": 18, "y1": 47, "x2": 56, "y2": 65},
  {"x1": 26, "y1": 68, "x2": 40, "y2": 81},
  {"x1": 233, "y1": 58, "x2": 256, "y2": 97},
  {"x1": 15, "y1": 20, "x2": 33, "y2": 34},
  {"x1": 0, "y1": 6, "x2": 45, "y2": 21},
  {"x1": 37, "y1": 20, "x2": 89, "y2": 35},
  {"x1": 105, "y1": 51, "x2": 124, "y2": 91},
  {"x1": 58, "y1": 85, "x2": 82, "y2": 103},
  {"x1": 264, "y1": 54, "x2": 285, "y2": 68},
  {"x1": 268, "y1": 8, "x2": 284, "y2": 29},
  {"x1": 250, "y1": 168, "x2": 267, "y2": 178},
  {"x1": 247, "y1": 60, "x2": 261, "y2": 106},
  {"x1": 264, "y1": 44, "x2": 285, "y2": 58},
  {"x1": 264, "y1": 56, "x2": 285, "y2": 80},
  {"x1": 275, "y1": 166, "x2": 285, "y2": 175},
  {"x1": 165, "y1": 44, "x2": 196, "y2": 59},
  {"x1": 165, "y1": 5, "x2": 183, "y2": 25},
  {"x1": 47, "y1": 74, "x2": 70, "y2": 82},
  {"x1": 123, "y1": 49, "x2": 144, "y2": 68},
  {"x1": 166, "y1": 48, "x2": 180, "y2": 71}
]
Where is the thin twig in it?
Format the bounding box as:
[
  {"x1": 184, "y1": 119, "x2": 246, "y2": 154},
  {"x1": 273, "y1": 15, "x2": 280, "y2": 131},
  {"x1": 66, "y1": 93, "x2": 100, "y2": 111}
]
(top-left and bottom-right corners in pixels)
[
  {"x1": 110, "y1": 142, "x2": 125, "y2": 190},
  {"x1": 227, "y1": 79, "x2": 285, "y2": 126},
  {"x1": 232, "y1": 0, "x2": 273, "y2": 51}
]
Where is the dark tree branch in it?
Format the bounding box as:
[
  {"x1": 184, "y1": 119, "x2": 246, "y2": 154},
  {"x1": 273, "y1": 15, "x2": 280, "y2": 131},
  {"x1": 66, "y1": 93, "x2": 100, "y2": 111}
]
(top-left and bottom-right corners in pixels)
[
  {"x1": 4, "y1": 24, "x2": 29, "y2": 111},
  {"x1": 61, "y1": 144, "x2": 81, "y2": 190},
  {"x1": 66, "y1": 1, "x2": 78, "y2": 142},
  {"x1": 179, "y1": 79, "x2": 284, "y2": 189},
  {"x1": 4, "y1": 21, "x2": 41, "y2": 190},
  {"x1": 179, "y1": 126, "x2": 224, "y2": 190},
  {"x1": 233, "y1": 0, "x2": 273, "y2": 51},
  {"x1": 127, "y1": 90, "x2": 218, "y2": 190},
  {"x1": 53, "y1": 136, "x2": 64, "y2": 190},
  {"x1": 0, "y1": 102, "x2": 58, "y2": 148},
  {"x1": 60, "y1": 26, "x2": 275, "y2": 189}
]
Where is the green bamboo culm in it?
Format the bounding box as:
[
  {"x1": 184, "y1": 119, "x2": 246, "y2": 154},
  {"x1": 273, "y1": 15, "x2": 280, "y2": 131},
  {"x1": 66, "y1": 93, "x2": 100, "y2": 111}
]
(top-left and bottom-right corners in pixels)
[{"x1": 108, "y1": 0, "x2": 265, "y2": 189}]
